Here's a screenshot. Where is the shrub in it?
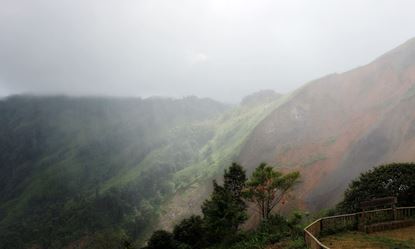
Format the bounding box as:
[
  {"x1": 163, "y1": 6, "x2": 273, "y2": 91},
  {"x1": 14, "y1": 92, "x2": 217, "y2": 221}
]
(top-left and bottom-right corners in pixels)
[
  {"x1": 337, "y1": 163, "x2": 415, "y2": 213},
  {"x1": 173, "y1": 215, "x2": 205, "y2": 249},
  {"x1": 146, "y1": 230, "x2": 177, "y2": 249}
]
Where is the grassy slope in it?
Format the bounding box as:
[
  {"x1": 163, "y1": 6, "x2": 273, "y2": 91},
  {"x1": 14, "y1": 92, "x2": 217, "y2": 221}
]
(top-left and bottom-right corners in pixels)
[
  {"x1": 0, "y1": 93, "x2": 289, "y2": 248},
  {"x1": 0, "y1": 96, "x2": 229, "y2": 248},
  {"x1": 156, "y1": 94, "x2": 292, "y2": 232}
]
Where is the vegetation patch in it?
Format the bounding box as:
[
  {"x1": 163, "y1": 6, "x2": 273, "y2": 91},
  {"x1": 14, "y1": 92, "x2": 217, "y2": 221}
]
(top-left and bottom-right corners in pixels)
[
  {"x1": 300, "y1": 154, "x2": 327, "y2": 167},
  {"x1": 144, "y1": 163, "x2": 303, "y2": 249}
]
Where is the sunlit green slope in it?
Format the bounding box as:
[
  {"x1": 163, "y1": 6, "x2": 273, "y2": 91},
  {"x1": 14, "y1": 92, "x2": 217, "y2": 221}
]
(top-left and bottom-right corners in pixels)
[{"x1": 0, "y1": 92, "x2": 284, "y2": 249}]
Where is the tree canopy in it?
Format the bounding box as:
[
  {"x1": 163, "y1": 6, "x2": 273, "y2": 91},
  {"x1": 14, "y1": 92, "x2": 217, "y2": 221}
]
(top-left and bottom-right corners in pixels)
[
  {"x1": 145, "y1": 162, "x2": 304, "y2": 249},
  {"x1": 243, "y1": 163, "x2": 300, "y2": 220},
  {"x1": 201, "y1": 163, "x2": 247, "y2": 242},
  {"x1": 173, "y1": 215, "x2": 205, "y2": 249},
  {"x1": 337, "y1": 163, "x2": 415, "y2": 213},
  {"x1": 146, "y1": 230, "x2": 177, "y2": 249}
]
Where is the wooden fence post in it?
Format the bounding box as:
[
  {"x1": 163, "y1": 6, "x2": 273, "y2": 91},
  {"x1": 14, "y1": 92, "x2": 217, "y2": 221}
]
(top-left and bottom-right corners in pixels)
[{"x1": 393, "y1": 197, "x2": 397, "y2": 220}]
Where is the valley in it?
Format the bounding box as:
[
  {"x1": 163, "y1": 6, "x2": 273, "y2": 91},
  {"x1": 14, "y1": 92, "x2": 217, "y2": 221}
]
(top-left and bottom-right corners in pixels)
[{"x1": 1, "y1": 38, "x2": 415, "y2": 248}]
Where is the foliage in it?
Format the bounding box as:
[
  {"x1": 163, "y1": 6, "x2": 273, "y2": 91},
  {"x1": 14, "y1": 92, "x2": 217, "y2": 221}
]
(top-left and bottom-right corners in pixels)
[
  {"x1": 206, "y1": 214, "x2": 306, "y2": 249},
  {"x1": 147, "y1": 163, "x2": 306, "y2": 249},
  {"x1": 170, "y1": 97, "x2": 283, "y2": 191},
  {"x1": 285, "y1": 238, "x2": 307, "y2": 249},
  {"x1": 337, "y1": 163, "x2": 415, "y2": 213},
  {"x1": 243, "y1": 163, "x2": 300, "y2": 220},
  {"x1": 202, "y1": 164, "x2": 247, "y2": 243},
  {"x1": 0, "y1": 95, "x2": 288, "y2": 248},
  {"x1": 87, "y1": 229, "x2": 135, "y2": 249},
  {"x1": 173, "y1": 215, "x2": 206, "y2": 249},
  {"x1": 146, "y1": 230, "x2": 177, "y2": 249},
  {"x1": 0, "y1": 96, "x2": 228, "y2": 248},
  {"x1": 224, "y1": 163, "x2": 247, "y2": 199},
  {"x1": 287, "y1": 212, "x2": 306, "y2": 238}
]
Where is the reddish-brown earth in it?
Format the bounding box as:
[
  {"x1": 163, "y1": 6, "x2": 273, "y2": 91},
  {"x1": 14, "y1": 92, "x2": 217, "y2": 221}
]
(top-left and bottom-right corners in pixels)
[
  {"x1": 238, "y1": 37, "x2": 415, "y2": 211},
  {"x1": 159, "y1": 38, "x2": 415, "y2": 231}
]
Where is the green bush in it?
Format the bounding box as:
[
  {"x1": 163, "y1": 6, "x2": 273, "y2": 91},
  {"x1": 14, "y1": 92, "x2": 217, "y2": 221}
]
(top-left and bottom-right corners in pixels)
[
  {"x1": 173, "y1": 215, "x2": 206, "y2": 249},
  {"x1": 337, "y1": 163, "x2": 415, "y2": 213},
  {"x1": 146, "y1": 230, "x2": 177, "y2": 249},
  {"x1": 285, "y1": 238, "x2": 307, "y2": 249}
]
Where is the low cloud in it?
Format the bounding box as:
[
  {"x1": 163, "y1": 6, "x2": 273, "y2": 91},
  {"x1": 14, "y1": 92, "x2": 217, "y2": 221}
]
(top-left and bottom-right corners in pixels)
[
  {"x1": 0, "y1": 0, "x2": 415, "y2": 102},
  {"x1": 189, "y1": 52, "x2": 208, "y2": 65}
]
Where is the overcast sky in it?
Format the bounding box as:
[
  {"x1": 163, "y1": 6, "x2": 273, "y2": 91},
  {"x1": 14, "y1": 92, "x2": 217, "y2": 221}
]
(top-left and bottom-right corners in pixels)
[{"x1": 1, "y1": 0, "x2": 415, "y2": 102}]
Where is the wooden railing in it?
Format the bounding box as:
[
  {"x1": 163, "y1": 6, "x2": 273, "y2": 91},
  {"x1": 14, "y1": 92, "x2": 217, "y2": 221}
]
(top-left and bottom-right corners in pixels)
[{"x1": 304, "y1": 207, "x2": 415, "y2": 249}]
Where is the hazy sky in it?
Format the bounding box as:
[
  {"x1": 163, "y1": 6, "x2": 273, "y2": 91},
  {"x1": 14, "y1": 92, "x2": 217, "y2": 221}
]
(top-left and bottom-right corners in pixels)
[{"x1": 1, "y1": 0, "x2": 415, "y2": 102}]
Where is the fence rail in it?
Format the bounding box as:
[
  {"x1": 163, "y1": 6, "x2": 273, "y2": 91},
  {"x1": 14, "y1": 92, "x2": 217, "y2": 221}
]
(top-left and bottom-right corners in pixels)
[{"x1": 304, "y1": 206, "x2": 415, "y2": 249}]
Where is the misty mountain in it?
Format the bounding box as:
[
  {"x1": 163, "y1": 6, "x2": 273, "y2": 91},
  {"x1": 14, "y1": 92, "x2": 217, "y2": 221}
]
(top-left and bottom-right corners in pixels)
[
  {"x1": 0, "y1": 95, "x2": 230, "y2": 248},
  {"x1": 238, "y1": 37, "x2": 415, "y2": 211},
  {"x1": 0, "y1": 93, "x2": 281, "y2": 248},
  {"x1": 157, "y1": 37, "x2": 415, "y2": 231},
  {"x1": 2, "y1": 36, "x2": 415, "y2": 248}
]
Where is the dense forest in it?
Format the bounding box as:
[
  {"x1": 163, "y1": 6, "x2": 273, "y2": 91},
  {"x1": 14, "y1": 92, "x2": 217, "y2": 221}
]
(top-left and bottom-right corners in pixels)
[
  {"x1": 0, "y1": 95, "x2": 228, "y2": 248},
  {"x1": 0, "y1": 94, "x2": 281, "y2": 248}
]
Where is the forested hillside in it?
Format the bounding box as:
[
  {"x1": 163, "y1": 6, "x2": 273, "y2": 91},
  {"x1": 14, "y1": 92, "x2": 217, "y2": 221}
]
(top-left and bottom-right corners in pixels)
[
  {"x1": 3, "y1": 37, "x2": 415, "y2": 249},
  {"x1": 0, "y1": 95, "x2": 230, "y2": 248},
  {"x1": 0, "y1": 93, "x2": 281, "y2": 248}
]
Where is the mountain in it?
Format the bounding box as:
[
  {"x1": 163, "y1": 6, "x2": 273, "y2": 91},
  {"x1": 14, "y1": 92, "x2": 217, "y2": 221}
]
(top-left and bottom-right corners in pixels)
[
  {"x1": 0, "y1": 93, "x2": 282, "y2": 248},
  {"x1": 0, "y1": 95, "x2": 230, "y2": 248},
  {"x1": 2, "y1": 37, "x2": 415, "y2": 248},
  {"x1": 156, "y1": 91, "x2": 285, "y2": 230},
  {"x1": 240, "y1": 90, "x2": 282, "y2": 106},
  {"x1": 158, "y1": 38, "x2": 415, "y2": 229},
  {"x1": 238, "y1": 37, "x2": 415, "y2": 211}
]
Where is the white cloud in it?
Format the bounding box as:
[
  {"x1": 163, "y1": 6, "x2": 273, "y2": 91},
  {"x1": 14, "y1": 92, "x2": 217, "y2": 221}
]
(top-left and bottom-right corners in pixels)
[
  {"x1": 0, "y1": 0, "x2": 415, "y2": 102},
  {"x1": 189, "y1": 52, "x2": 208, "y2": 65}
]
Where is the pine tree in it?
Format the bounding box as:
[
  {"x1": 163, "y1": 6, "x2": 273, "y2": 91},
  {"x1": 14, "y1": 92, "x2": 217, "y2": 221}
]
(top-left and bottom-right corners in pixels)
[
  {"x1": 201, "y1": 163, "x2": 247, "y2": 243},
  {"x1": 224, "y1": 163, "x2": 247, "y2": 199}
]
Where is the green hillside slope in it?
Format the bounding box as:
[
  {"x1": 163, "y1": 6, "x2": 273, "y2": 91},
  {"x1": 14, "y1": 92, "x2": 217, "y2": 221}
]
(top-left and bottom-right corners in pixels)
[
  {"x1": 157, "y1": 94, "x2": 290, "y2": 231},
  {"x1": 0, "y1": 95, "x2": 228, "y2": 248},
  {"x1": 0, "y1": 93, "x2": 282, "y2": 248}
]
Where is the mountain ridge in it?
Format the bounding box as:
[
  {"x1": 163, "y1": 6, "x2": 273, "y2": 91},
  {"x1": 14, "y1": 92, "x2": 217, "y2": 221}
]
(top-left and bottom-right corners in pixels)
[
  {"x1": 1, "y1": 37, "x2": 415, "y2": 248},
  {"x1": 238, "y1": 36, "x2": 415, "y2": 211}
]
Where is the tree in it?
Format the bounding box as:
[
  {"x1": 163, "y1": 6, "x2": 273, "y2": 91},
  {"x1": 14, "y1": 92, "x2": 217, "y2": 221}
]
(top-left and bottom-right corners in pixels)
[
  {"x1": 146, "y1": 230, "x2": 177, "y2": 249},
  {"x1": 90, "y1": 230, "x2": 135, "y2": 249},
  {"x1": 223, "y1": 162, "x2": 247, "y2": 231},
  {"x1": 173, "y1": 215, "x2": 205, "y2": 249},
  {"x1": 201, "y1": 163, "x2": 247, "y2": 243},
  {"x1": 244, "y1": 163, "x2": 300, "y2": 220},
  {"x1": 224, "y1": 162, "x2": 247, "y2": 199},
  {"x1": 337, "y1": 163, "x2": 415, "y2": 213}
]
